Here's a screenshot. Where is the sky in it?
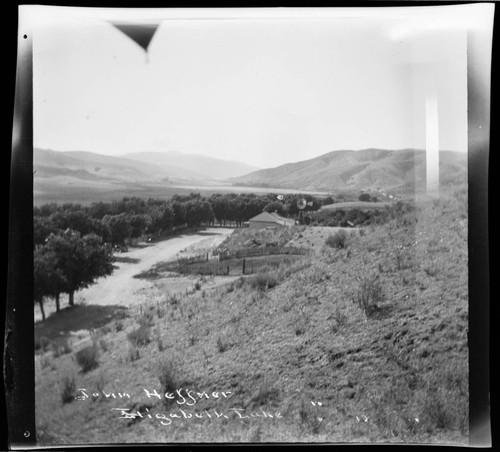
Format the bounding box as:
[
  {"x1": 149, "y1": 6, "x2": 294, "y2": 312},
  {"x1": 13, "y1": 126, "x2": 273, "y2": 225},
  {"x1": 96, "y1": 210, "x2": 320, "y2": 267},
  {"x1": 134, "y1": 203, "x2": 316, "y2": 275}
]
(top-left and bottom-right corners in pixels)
[{"x1": 28, "y1": 6, "x2": 479, "y2": 169}]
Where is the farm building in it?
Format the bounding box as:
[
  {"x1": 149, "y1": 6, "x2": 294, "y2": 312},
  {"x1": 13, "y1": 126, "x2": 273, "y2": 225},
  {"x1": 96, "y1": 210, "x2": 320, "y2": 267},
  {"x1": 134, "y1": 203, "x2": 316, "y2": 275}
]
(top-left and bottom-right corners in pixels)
[{"x1": 248, "y1": 211, "x2": 296, "y2": 229}]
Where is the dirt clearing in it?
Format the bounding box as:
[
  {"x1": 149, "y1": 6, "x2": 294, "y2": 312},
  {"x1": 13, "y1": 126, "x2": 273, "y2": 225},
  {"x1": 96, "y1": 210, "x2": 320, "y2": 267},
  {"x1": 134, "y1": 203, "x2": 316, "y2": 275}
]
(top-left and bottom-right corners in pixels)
[{"x1": 35, "y1": 228, "x2": 233, "y2": 322}]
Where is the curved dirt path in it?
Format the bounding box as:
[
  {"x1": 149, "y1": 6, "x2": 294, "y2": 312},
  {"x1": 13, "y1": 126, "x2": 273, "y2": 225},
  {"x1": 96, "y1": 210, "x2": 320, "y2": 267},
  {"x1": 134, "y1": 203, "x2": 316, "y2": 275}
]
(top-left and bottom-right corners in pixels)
[{"x1": 36, "y1": 228, "x2": 233, "y2": 320}]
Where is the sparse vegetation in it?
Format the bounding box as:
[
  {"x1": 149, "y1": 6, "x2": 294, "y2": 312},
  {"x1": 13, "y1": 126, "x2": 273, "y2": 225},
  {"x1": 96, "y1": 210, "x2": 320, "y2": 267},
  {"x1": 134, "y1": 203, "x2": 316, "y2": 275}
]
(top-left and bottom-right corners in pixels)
[{"x1": 127, "y1": 325, "x2": 151, "y2": 347}]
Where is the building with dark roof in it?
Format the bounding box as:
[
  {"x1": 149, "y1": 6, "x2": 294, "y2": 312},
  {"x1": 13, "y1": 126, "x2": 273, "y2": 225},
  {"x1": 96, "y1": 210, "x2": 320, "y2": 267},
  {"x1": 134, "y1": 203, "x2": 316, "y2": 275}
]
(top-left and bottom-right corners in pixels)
[{"x1": 248, "y1": 211, "x2": 296, "y2": 229}]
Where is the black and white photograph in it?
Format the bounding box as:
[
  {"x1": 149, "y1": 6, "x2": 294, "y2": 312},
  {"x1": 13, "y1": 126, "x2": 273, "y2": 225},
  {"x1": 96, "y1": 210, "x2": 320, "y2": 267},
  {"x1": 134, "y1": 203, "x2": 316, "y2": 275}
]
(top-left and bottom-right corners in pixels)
[{"x1": 8, "y1": 3, "x2": 493, "y2": 447}]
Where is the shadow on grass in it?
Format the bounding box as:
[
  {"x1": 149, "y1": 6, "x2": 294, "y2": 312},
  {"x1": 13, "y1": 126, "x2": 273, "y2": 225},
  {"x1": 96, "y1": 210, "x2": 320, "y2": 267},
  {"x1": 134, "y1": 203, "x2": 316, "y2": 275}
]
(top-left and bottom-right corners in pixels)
[
  {"x1": 191, "y1": 230, "x2": 226, "y2": 236},
  {"x1": 35, "y1": 304, "x2": 129, "y2": 342},
  {"x1": 128, "y1": 243, "x2": 150, "y2": 249},
  {"x1": 114, "y1": 256, "x2": 141, "y2": 264},
  {"x1": 133, "y1": 269, "x2": 162, "y2": 280},
  {"x1": 370, "y1": 303, "x2": 395, "y2": 321}
]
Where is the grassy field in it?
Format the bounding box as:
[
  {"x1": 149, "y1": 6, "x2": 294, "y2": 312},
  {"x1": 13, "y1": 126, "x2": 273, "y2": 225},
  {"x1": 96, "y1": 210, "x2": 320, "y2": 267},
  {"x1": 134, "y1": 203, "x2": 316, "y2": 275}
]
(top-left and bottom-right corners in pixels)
[
  {"x1": 34, "y1": 186, "x2": 468, "y2": 445},
  {"x1": 34, "y1": 179, "x2": 330, "y2": 206}
]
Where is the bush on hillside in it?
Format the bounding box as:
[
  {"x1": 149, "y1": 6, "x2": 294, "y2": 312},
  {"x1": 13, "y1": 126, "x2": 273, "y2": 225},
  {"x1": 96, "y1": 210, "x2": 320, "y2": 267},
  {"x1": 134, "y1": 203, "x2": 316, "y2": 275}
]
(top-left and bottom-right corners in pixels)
[
  {"x1": 75, "y1": 345, "x2": 99, "y2": 373},
  {"x1": 127, "y1": 325, "x2": 151, "y2": 347},
  {"x1": 60, "y1": 374, "x2": 76, "y2": 404},
  {"x1": 157, "y1": 359, "x2": 184, "y2": 407},
  {"x1": 248, "y1": 272, "x2": 278, "y2": 291},
  {"x1": 52, "y1": 337, "x2": 73, "y2": 358},
  {"x1": 325, "y1": 230, "x2": 348, "y2": 249},
  {"x1": 353, "y1": 276, "x2": 384, "y2": 318}
]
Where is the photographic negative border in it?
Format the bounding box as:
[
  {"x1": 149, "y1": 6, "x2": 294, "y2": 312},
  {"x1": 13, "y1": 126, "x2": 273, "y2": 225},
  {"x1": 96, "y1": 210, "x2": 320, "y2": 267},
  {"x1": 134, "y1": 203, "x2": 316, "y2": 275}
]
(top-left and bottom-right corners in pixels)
[{"x1": 5, "y1": 2, "x2": 494, "y2": 448}]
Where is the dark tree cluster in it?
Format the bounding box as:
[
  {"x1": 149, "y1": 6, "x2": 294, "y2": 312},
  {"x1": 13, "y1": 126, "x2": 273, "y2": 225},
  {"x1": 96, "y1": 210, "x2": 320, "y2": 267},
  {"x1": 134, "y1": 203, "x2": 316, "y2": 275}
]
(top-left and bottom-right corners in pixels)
[{"x1": 34, "y1": 230, "x2": 113, "y2": 320}]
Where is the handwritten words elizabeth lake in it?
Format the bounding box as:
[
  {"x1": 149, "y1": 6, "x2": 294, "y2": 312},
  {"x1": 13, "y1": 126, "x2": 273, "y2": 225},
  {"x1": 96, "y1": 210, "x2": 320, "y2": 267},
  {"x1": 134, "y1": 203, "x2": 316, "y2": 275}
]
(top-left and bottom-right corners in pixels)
[{"x1": 75, "y1": 387, "x2": 285, "y2": 426}]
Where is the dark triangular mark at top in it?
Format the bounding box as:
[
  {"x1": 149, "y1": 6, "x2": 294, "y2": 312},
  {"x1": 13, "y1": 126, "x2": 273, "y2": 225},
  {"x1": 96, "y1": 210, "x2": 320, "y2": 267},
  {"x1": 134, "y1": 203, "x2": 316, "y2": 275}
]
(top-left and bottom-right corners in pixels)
[{"x1": 111, "y1": 22, "x2": 160, "y2": 54}]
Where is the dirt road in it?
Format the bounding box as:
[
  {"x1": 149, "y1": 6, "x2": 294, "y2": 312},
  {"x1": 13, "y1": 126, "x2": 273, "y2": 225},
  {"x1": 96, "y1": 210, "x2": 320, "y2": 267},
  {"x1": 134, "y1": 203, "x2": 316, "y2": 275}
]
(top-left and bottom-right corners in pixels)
[{"x1": 36, "y1": 228, "x2": 233, "y2": 321}]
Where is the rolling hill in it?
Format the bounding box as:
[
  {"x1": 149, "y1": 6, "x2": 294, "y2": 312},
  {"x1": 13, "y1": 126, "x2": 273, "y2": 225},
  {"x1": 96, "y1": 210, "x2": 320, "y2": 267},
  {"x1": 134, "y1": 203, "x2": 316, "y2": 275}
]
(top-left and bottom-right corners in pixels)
[
  {"x1": 123, "y1": 151, "x2": 260, "y2": 180},
  {"x1": 230, "y1": 149, "x2": 467, "y2": 192},
  {"x1": 34, "y1": 148, "x2": 208, "y2": 183}
]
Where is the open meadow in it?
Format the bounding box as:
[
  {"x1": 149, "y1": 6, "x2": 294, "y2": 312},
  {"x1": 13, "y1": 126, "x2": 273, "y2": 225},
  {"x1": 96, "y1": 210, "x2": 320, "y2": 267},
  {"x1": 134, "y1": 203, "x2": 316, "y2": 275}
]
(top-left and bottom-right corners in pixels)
[{"x1": 34, "y1": 186, "x2": 468, "y2": 445}]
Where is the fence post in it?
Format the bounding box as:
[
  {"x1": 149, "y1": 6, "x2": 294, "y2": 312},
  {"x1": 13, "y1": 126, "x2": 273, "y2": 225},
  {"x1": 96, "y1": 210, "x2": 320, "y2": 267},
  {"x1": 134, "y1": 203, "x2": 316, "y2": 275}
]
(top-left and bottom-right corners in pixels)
[
  {"x1": 227, "y1": 265, "x2": 230, "y2": 275},
  {"x1": 242, "y1": 259, "x2": 246, "y2": 275}
]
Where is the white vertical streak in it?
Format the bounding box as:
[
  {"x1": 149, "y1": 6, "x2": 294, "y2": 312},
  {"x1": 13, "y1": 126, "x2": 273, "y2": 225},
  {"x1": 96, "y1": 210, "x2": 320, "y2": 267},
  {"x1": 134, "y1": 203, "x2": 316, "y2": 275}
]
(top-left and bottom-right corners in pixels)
[{"x1": 425, "y1": 91, "x2": 439, "y2": 192}]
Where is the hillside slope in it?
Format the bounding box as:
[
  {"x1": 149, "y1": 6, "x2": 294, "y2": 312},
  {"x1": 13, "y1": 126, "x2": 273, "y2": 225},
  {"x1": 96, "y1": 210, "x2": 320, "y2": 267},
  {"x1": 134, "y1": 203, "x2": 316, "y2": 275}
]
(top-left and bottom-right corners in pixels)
[
  {"x1": 35, "y1": 187, "x2": 468, "y2": 444},
  {"x1": 34, "y1": 148, "x2": 204, "y2": 182},
  {"x1": 231, "y1": 149, "x2": 467, "y2": 191}
]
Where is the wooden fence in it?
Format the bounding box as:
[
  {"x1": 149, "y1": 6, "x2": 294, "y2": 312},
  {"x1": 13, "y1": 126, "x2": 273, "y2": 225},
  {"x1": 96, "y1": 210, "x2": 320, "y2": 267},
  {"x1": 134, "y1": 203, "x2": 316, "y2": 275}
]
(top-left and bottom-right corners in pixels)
[{"x1": 219, "y1": 246, "x2": 311, "y2": 260}]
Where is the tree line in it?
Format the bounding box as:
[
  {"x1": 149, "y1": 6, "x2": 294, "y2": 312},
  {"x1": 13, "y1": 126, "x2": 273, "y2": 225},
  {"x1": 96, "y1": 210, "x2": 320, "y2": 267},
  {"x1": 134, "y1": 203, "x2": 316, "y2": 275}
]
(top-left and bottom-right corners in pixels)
[{"x1": 34, "y1": 192, "x2": 330, "y2": 319}]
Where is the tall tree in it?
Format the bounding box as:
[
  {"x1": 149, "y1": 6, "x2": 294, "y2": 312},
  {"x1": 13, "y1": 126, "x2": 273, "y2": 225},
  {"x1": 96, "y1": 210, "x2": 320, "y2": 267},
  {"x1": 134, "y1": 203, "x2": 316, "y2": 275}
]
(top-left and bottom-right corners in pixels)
[
  {"x1": 43, "y1": 230, "x2": 114, "y2": 307},
  {"x1": 102, "y1": 213, "x2": 133, "y2": 246},
  {"x1": 34, "y1": 246, "x2": 67, "y2": 319}
]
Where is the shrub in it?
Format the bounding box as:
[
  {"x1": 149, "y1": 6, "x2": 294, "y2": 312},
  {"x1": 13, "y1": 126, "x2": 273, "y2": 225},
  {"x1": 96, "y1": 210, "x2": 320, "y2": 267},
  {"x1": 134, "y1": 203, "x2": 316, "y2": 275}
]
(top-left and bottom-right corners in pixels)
[
  {"x1": 40, "y1": 355, "x2": 51, "y2": 370},
  {"x1": 127, "y1": 347, "x2": 140, "y2": 362},
  {"x1": 332, "y1": 306, "x2": 347, "y2": 332},
  {"x1": 156, "y1": 305, "x2": 165, "y2": 319},
  {"x1": 299, "y1": 400, "x2": 322, "y2": 434},
  {"x1": 295, "y1": 322, "x2": 306, "y2": 336},
  {"x1": 60, "y1": 375, "x2": 76, "y2": 404},
  {"x1": 353, "y1": 276, "x2": 384, "y2": 318},
  {"x1": 158, "y1": 360, "x2": 182, "y2": 407},
  {"x1": 75, "y1": 346, "x2": 99, "y2": 373},
  {"x1": 138, "y1": 311, "x2": 154, "y2": 327},
  {"x1": 424, "y1": 262, "x2": 439, "y2": 277},
  {"x1": 248, "y1": 272, "x2": 278, "y2": 291},
  {"x1": 99, "y1": 338, "x2": 109, "y2": 352},
  {"x1": 100, "y1": 325, "x2": 112, "y2": 335},
  {"x1": 325, "y1": 230, "x2": 348, "y2": 249},
  {"x1": 157, "y1": 337, "x2": 166, "y2": 352},
  {"x1": 115, "y1": 320, "x2": 124, "y2": 332},
  {"x1": 188, "y1": 335, "x2": 197, "y2": 346},
  {"x1": 168, "y1": 294, "x2": 179, "y2": 306},
  {"x1": 424, "y1": 395, "x2": 456, "y2": 430},
  {"x1": 255, "y1": 379, "x2": 280, "y2": 406},
  {"x1": 35, "y1": 335, "x2": 50, "y2": 352},
  {"x1": 127, "y1": 325, "x2": 151, "y2": 347},
  {"x1": 51, "y1": 337, "x2": 73, "y2": 358},
  {"x1": 216, "y1": 336, "x2": 229, "y2": 353}
]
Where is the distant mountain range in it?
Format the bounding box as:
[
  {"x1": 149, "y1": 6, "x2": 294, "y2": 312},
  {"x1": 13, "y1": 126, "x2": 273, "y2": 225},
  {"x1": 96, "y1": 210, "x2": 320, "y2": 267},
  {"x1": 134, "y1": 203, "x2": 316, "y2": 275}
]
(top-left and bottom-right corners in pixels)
[
  {"x1": 34, "y1": 148, "x2": 467, "y2": 204},
  {"x1": 34, "y1": 148, "x2": 260, "y2": 184},
  {"x1": 123, "y1": 151, "x2": 260, "y2": 181},
  {"x1": 230, "y1": 149, "x2": 467, "y2": 191}
]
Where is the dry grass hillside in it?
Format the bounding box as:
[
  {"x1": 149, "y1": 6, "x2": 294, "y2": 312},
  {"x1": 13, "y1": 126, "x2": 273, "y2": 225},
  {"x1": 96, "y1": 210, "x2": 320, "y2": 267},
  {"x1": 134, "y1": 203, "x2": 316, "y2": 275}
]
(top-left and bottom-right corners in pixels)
[
  {"x1": 231, "y1": 149, "x2": 467, "y2": 192},
  {"x1": 34, "y1": 187, "x2": 468, "y2": 445}
]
